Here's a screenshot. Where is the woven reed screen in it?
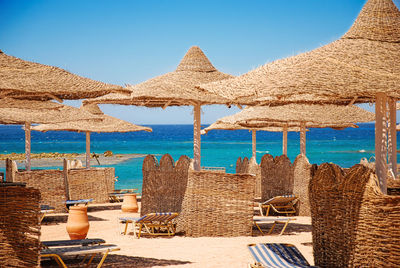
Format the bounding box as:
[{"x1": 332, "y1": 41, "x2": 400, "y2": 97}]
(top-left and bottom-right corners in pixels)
[
  {"x1": 310, "y1": 163, "x2": 400, "y2": 267},
  {"x1": 177, "y1": 170, "x2": 255, "y2": 237},
  {"x1": 237, "y1": 157, "x2": 261, "y2": 199},
  {"x1": 141, "y1": 154, "x2": 190, "y2": 216},
  {"x1": 68, "y1": 167, "x2": 115, "y2": 203},
  {"x1": 293, "y1": 154, "x2": 316, "y2": 216},
  {"x1": 13, "y1": 169, "x2": 66, "y2": 212},
  {"x1": 0, "y1": 185, "x2": 41, "y2": 267},
  {"x1": 260, "y1": 154, "x2": 293, "y2": 202},
  {"x1": 236, "y1": 157, "x2": 249, "y2": 173}
]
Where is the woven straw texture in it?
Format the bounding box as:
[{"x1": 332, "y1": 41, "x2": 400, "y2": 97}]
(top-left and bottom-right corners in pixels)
[
  {"x1": 177, "y1": 170, "x2": 255, "y2": 237},
  {"x1": 86, "y1": 46, "x2": 233, "y2": 107},
  {"x1": 293, "y1": 154, "x2": 317, "y2": 216},
  {"x1": 0, "y1": 50, "x2": 125, "y2": 100},
  {"x1": 234, "y1": 105, "x2": 374, "y2": 129},
  {"x1": 32, "y1": 104, "x2": 151, "y2": 133},
  {"x1": 12, "y1": 164, "x2": 115, "y2": 212},
  {"x1": 202, "y1": 121, "x2": 301, "y2": 134},
  {"x1": 0, "y1": 185, "x2": 41, "y2": 267},
  {"x1": 260, "y1": 154, "x2": 294, "y2": 202},
  {"x1": 198, "y1": 0, "x2": 400, "y2": 105},
  {"x1": 310, "y1": 163, "x2": 400, "y2": 267},
  {"x1": 236, "y1": 157, "x2": 262, "y2": 199},
  {"x1": 236, "y1": 157, "x2": 250, "y2": 174},
  {"x1": 0, "y1": 98, "x2": 100, "y2": 125},
  {"x1": 141, "y1": 154, "x2": 190, "y2": 216},
  {"x1": 68, "y1": 168, "x2": 115, "y2": 203},
  {"x1": 13, "y1": 169, "x2": 67, "y2": 212}
]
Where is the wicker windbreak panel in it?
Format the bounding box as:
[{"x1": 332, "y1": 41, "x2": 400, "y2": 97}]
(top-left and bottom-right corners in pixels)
[
  {"x1": 293, "y1": 154, "x2": 316, "y2": 216},
  {"x1": 177, "y1": 170, "x2": 255, "y2": 237},
  {"x1": 260, "y1": 154, "x2": 293, "y2": 202},
  {"x1": 141, "y1": 154, "x2": 190, "y2": 216},
  {"x1": 236, "y1": 157, "x2": 249, "y2": 173},
  {"x1": 0, "y1": 185, "x2": 41, "y2": 267},
  {"x1": 13, "y1": 169, "x2": 66, "y2": 212},
  {"x1": 68, "y1": 167, "x2": 115, "y2": 203},
  {"x1": 310, "y1": 163, "x2": 400, "y2": 267}
]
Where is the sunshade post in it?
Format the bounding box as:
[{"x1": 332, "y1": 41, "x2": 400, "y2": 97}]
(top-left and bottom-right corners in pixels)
[
  {"x1": 300, "y1": 122, "x2": 306, "y2": 155},
  {"x1": 25, "y1": 122, "x2": 31, "y2": 171},
  {"x1": 388, "y1": 98, "x2": 397, "y2": 177},
  {"x1": 252, "y1": 130, "x2": 256, "y2": 159},
  {"x1": 375, "y1": 93, "x2": 388, "y2": 193},
  {"x1": 282, "y1": 125, "x2": 288, "y2": 155},
  {"x1": 193, "y1": 104, "x2": 201, "y2": 171},
  {"x1": 86, "y1": 131, "x2": 91, "y2": 168}
]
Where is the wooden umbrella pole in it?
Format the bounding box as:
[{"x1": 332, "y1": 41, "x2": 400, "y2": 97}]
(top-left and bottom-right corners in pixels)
[
  {"x1": 282, "y1": 125, "x2": 288, "y2": 156},
  {"x1": 252, "y1": 130, "x2": 256, "y2": 159},
  {"x1": 300, "y1": 122, "x2": 306, "y2": 155},
  {"x1": 25, "y1": 122, "x2": 31, "y2": 171},
  {"x1": 388, "y1": 97, "x2": 397, "y2": 178},
  {"x1": 375, "y1": 93, "x2": 388, "y2": 193},
  {"x1": 86, "y1": 131, "x2": 91, "y2": 168},
  {"x1": 193, "y1": 104, "x2": 201, "y2": 171}
]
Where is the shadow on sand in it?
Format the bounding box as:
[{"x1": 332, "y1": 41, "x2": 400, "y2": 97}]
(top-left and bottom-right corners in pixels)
[{"x1": 41, "y1": 254, "x2": 191, "y2": 267}]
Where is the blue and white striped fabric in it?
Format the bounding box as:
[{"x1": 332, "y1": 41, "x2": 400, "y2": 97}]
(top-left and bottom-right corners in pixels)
[{"x1": 248, "y1": 243, "x2": 312, "y2": 268}]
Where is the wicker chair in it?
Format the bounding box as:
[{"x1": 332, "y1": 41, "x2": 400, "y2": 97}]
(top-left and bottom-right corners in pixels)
[{"x1": 310, "y1": 163, "x2": 400, "y2": 267}]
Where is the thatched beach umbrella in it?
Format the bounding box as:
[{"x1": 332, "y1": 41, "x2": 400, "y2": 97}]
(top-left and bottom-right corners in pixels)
[
  {"x1": 32, "y1": 104, "x2": 152, "y2": 168},
  {"x1": 199, "y1": 0, "x2": 400, "y2": 191},
  {"x1": 0, "y1": 98, "x2": 101, "y2": 170},
  {"x1": 86, "y1": 46, "x2": 233, "y2": 170},
  {"x1": 0, "y1": 49, "x2": 127, "y2": 100},
  {"x1": 208, "y1": 104, "x2": 374, "y2": 156},
  {"x1": 202, "y1": 117, "x2": 303, "y2": 158}
]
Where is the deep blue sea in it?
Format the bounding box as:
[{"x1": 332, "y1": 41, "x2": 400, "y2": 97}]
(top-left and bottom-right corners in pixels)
[{"x1": 0, "y1": 123, "x2": 391, "y2": 193}]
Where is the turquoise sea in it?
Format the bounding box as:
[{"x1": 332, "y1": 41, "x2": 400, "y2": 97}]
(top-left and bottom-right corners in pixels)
[{"x1": 0, "y1": 124, "x2": 392, "y2": 192}]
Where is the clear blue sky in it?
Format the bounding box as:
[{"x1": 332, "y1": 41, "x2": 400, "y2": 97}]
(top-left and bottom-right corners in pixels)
[{"x1": 1, "y1": 0, "x2": 399, "y2": 124}]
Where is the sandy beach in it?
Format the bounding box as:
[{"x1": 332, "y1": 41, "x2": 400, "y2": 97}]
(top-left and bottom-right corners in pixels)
[
  {"x1": 40, "y1": 203, "x2": 314, "y2": 268},
  {"x1": 0, "y1": 153, "x2": 146, "y2": 168}
]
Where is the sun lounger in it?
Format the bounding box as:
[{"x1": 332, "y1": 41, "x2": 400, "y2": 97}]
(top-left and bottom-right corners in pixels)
[
  {"x1": 40, "y1": 205, "x2": 55, "y2": 223},
  {"x1": 41, "y1": 244, "x2": 119, "y2": 268},
  {"x1": 65, "y1": 198, "x2": 93, "y2": 211},
  {"x1": 42, "y1": 238, "x2": 105, "y2": 248},
  {"x1": 247, "y1": 243, "x2": 314, "y2": 268},
  {"x1": 119, "y1": 212, "x2": 179, "y2": 238},
  {"x1": 253, "y1": 217, "x2": 296, "y2": 236},
  {"x1": 259, "y1": 195, "x2": 299, "y2": 216}
]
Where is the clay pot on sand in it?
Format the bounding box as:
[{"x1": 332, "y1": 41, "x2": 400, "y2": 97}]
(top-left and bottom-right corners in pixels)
[
  {"x1": 121, "y1": 193, "x2": 138, "y2": 213},
  {"x1": 66, "y1": 206, "x2": 90, "y2": 240}
]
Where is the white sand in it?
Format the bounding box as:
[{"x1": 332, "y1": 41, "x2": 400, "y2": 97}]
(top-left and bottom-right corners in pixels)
[{"x1": 41, "y1": 204, "x2": 314, "y2": 267}]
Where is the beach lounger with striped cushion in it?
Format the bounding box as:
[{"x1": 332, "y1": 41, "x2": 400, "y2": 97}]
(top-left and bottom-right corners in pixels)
[
  {"x1": 259, "y1": 195, "x2": 299, "y2": 216},
  {"x1": 42, "y1": 238, "x2": 106, "y2": 248},
  {"x1": 119, "y1": 212, "x2": 179, "y2": 238},
  {"x1": 253, "y1": 217, "x2": 296, "y2": 236},
  {"x1": 247, "y1": 243, "x2": 315, "y2": 268},
  {"x1": 41, "y1": 244, "x2": 120, "y2": 268}
]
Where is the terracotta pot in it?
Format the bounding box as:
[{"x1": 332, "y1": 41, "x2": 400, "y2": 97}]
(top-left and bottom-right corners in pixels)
[
  {"x1": 66, "y1": 206, "x2": 90, "y2": 240},
  {"x1": 121, "y1": 193, "x2": 138, "y2": 213}
]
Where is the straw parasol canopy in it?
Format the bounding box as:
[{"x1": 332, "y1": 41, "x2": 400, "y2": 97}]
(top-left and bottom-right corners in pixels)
[
  {"x1": 0, "y1": 98, "x2": 101, "y2": 125},
  {"x1": 32, "y1": 103, "x2": 152, "y2": 168},
  {"x1": 202, "y1": 117, "x2": 304, "y2": 159},
  {"x1": 0, "y1": 98, "x2": 102, "y2": 171},
  {"x1": 235, "y1": 104, "x2": 375, "y2": 128},
  {"x1": 31, "y1": 104, "x2": 152, "y2": 133},
  {"x1": 198, "y1": 0, "x2": 400, "y2": 105},
  {"x1": 85, "y1": 46, "x2": 234, "y2": 170},
  {"x1": 0, "y1": 49, "x2": 127, "y2": 100}
]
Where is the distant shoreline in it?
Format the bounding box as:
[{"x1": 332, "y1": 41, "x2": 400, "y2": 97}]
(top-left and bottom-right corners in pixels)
[{"x1": 0, "y1": 153, "x2": 146, "y2": 168}]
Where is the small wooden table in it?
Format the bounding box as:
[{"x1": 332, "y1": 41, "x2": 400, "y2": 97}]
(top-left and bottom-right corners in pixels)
[{"x1": 253, "y1": 217, "x2": 296, "y2": 236}]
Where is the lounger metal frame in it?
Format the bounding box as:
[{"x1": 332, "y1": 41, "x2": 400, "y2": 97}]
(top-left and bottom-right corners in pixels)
[{"x1": 120, "y1": 212, "x2": 179, "y2": 238}]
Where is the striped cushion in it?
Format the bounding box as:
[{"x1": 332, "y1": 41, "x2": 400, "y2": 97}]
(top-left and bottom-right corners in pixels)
[
  {"x1": 248, "y1": 243, "x2": 312, "y2": 268},
  {"x1": 120, "y1": 212, "x2": 178, "y2": 223}
]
